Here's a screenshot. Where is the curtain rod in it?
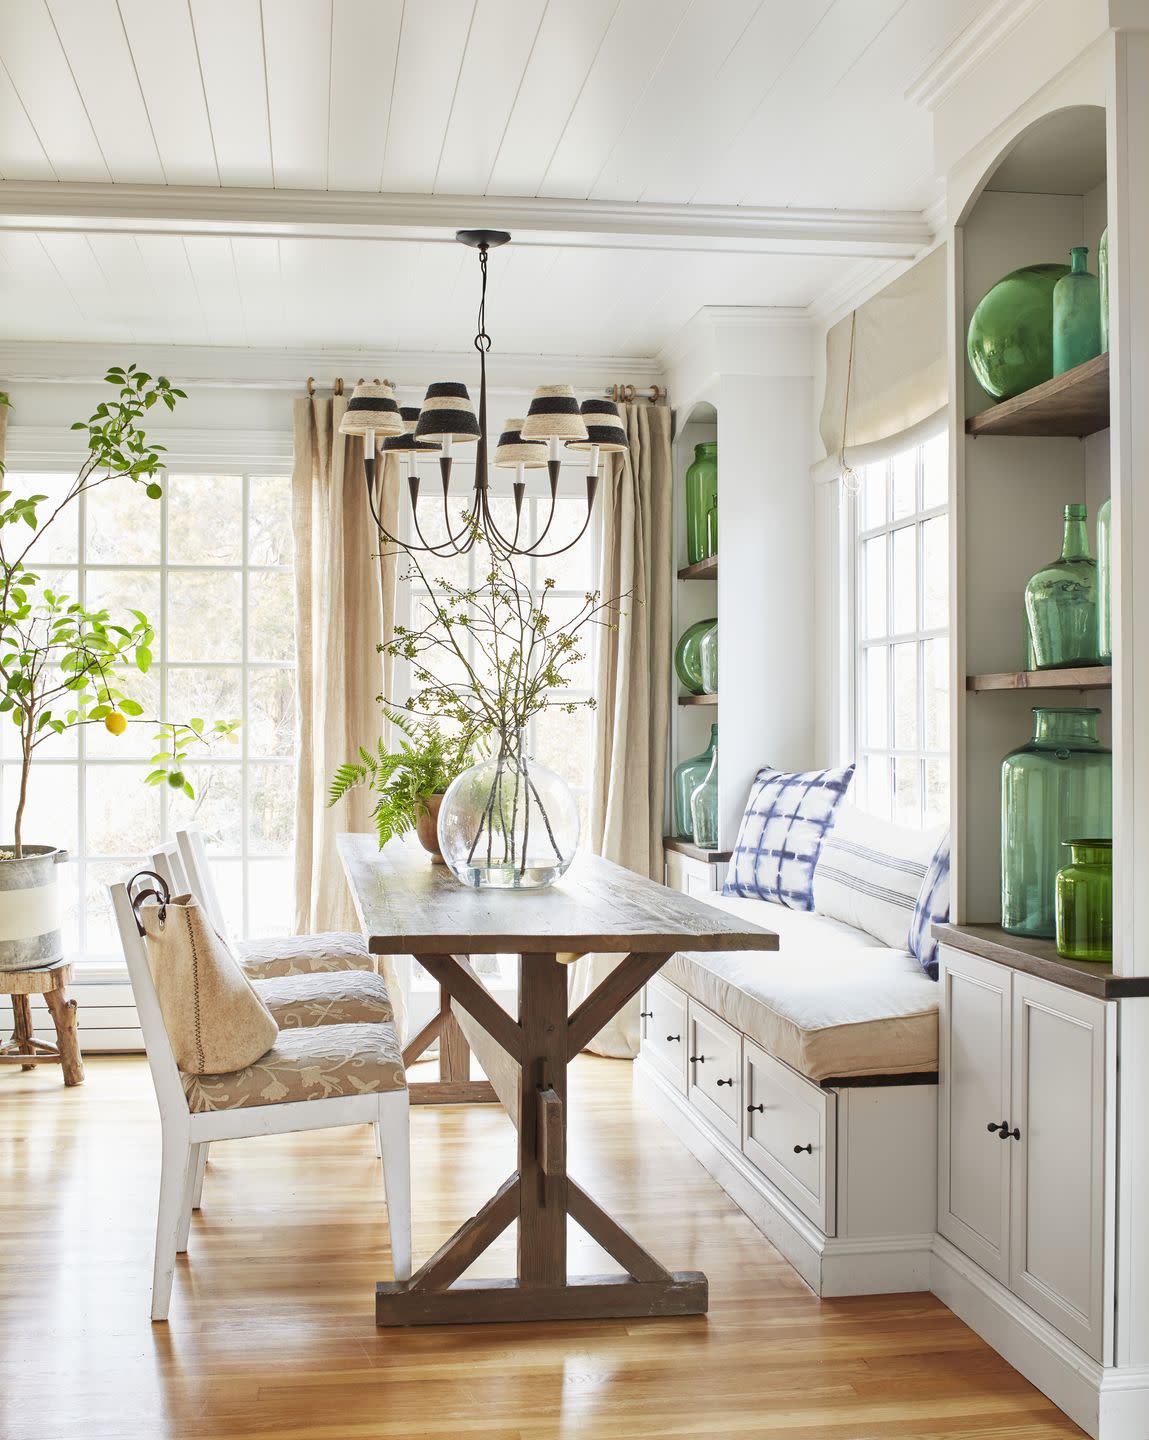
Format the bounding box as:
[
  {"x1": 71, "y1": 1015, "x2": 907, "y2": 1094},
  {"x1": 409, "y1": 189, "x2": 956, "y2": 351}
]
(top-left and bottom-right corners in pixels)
[{"x1": 305, "y1": 377, "x2": 667, "y2": 404}]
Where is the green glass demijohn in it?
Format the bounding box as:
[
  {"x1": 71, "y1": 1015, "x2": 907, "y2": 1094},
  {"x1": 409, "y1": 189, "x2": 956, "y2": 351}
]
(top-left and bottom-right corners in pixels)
[
  {"x1": 1001, "y1": 707, "x2": 1112, "y2": 940},
  {"x1": 1097, "y1": 496, "x2": 1112, "y2": 663},
  {"x1": 1024, "y1": 503, "x2": 1100, "y2": 669},
  {"x1": 690, "y1": 744, "x2": 720, "y2": 852},
  {"x1": 672, "y1": 724, "x2": 717, "y2": 841},
  {"x1": 966, "y1": 262, "x2": 1069, "y2": 402},
  {"x1": 685, "y1": 442, "x2": 718, "y2": 565},
  {"x1": 1052, "y1": 246, "x2": 1102, "y2": 375},
  {"x1": 1055, "y1": 838, "x2": 1113, "y2": 962},
  {"x1": 1099, "y1": 226, "x2": 1109, "y2": 352},
  {"x1": 698, "y1": 620, "x2": 718, "y2": 694},
  {"x1": 674, "y1": 617, "x2": 716, "y2": 695}
]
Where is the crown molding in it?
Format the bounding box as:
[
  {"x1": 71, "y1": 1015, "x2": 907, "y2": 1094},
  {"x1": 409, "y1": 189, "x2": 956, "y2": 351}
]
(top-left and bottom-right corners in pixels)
[
  {"x1": 0, "y1": 340, "x2": 664, "y2": 391},
  {"x1": 905, "y1": 0, "x2": 1047, "y2": 111},
  {"x1": 0, "y1": 182, "x2": 934, "y2": 260}
]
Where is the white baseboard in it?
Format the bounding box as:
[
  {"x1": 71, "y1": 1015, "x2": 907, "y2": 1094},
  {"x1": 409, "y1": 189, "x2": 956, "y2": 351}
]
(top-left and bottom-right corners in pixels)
[
  {"x1": 931, "y1": 1237, "x2": 1149, "y2": 1440},
  {"x1": 634, "y1": 1056, "x2": 933, "y2": 1297}
]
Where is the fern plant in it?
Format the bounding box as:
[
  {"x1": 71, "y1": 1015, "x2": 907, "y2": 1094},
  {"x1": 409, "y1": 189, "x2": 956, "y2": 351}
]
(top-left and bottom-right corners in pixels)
[{"x1": 329, "y1": 710, "x2": 485, "y2": 848}]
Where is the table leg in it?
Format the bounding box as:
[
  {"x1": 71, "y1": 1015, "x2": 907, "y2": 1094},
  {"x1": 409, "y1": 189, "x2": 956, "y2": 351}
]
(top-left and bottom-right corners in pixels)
[
  {"x1": 375, "y1": 949, "x2": 708, "y2": 1326},
  {"x1": 405, "y1": 975, "x2": 499, "y2": 1107}
]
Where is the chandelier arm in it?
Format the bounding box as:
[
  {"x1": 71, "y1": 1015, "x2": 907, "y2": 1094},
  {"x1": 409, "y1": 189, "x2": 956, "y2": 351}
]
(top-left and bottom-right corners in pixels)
[
  {"x1": 478, "y1": 489, "x2": 527, "y2": 558},
  {"x1": 515, "y1": 501, "x2": 597, "y2": 559},
  {"x1": 409, "y1": 488, "x2": 480, "y2": 557}
]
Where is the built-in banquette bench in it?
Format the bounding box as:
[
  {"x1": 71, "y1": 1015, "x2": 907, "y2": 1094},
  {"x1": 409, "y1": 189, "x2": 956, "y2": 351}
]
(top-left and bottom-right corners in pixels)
[{"x1": 638, "y1": 788, "x2": 948, "y2": 1297}]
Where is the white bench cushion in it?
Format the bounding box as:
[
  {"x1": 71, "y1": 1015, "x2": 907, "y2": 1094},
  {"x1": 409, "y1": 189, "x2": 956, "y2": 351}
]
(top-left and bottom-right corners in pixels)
[{"x1": 663, "y1": 895, "x2": 939, "y2": 1082}]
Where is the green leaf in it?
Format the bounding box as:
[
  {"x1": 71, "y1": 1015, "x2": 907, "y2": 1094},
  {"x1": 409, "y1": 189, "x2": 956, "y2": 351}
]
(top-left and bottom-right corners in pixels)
[
  {"x1": 119, "y1": 698, "x2": 144, "y2": 716},
  {"x1": 135, "y1": 646, "x2": 152, "y2": 673},
  {"x1": 182, "y1": 780, "x2": 195, "y2": 799}
]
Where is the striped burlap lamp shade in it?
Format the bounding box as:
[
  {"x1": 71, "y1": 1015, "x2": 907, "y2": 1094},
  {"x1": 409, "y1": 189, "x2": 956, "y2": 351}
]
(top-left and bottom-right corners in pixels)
[
  {"x1": 338, "y1": 380, "x2": 404, "y2": 437},
  {"x1": 398, "y1": 405, "x2": 422, "y2": 435},
  {"x1": 414, "y1": 382, "x2": 480, "y2": 443},
  {"x1": 493, "y1": 420, "x2": 548, "y2": 468},
  {"x1": 520, "y1": 385, "x2": 589, "y2": 443},
  {"x1": 566, "y1": 398, "x2": 628, "y2": 453},
  {"x1": 382, "y1": 432, "x2": 440, "y2": 454}
]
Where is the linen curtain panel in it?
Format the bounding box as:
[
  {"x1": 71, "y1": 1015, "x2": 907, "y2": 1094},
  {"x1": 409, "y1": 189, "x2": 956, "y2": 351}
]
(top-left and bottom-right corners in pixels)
[
  {"x1": 291, "y1": 393, "x2": 404, "y2": 1027},
  {"x1": 568, "y1": 401, "x2": 673, "y2": 1058},
  {"x1": 815, "y1": 244, "x2": 947, "y2": 481}
]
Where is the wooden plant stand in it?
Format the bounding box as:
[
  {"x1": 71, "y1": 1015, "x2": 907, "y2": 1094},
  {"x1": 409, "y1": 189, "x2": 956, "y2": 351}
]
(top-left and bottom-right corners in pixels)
[{"x1": 0, "y1": 961, "x2": 84, "y2": 1085}]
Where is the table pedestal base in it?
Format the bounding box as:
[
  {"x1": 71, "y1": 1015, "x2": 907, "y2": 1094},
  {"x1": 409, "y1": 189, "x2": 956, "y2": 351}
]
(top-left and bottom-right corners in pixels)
[{"x1": 376, "y1": 1270, "x2": 708, "y2": 1327}]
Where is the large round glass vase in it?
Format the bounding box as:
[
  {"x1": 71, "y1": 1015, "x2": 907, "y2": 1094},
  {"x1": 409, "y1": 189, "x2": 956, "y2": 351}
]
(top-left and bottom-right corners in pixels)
[
  {"x1": 967, "y1": 262, "x2": 1070, "y2": 402},
  {"x1": 437, "y1": 739, "x2": 580, "y2": 890},
  {"x1": 698, "y1": 621, "x2": 718, "y2": 694},
  {"x1": 674, "y1": 617, "x2": 717, "y2": 695},
  {"x1": 685, "y1": 442, "x2": 718, "y2": 565},
  {"x1": 1001, "y1": 708, "x2": 1112, "y2": 939}
]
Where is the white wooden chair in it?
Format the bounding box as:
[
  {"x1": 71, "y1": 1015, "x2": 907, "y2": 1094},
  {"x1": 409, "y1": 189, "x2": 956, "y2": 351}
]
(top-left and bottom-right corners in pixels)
[
  {"x1": 174, "y1": 827, "x2": 375, "y2": 980},
  {"x1": 111, "y1": 873, "x2": 411, "y2": 1322}
]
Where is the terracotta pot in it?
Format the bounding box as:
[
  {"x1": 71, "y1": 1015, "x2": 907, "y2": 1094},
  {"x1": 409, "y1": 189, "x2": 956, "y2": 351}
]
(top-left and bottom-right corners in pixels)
[{"x1": 414, "y1": 793, "x2": 446, "y2": 863}]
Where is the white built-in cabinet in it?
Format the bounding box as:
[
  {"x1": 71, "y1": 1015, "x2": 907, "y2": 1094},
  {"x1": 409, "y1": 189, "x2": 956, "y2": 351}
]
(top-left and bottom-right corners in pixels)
[{"x1": 938, "y1": 944, "x2": 1113, "y2": 1362}]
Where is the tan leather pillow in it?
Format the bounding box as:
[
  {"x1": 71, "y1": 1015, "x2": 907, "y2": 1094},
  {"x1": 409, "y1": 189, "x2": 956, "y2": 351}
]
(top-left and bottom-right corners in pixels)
[{"x1": 141, "y1": 893, "x2": 279, "y2": 1075}]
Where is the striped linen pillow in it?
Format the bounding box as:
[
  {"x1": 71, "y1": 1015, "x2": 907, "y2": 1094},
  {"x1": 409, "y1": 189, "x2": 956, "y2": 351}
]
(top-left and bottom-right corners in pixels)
[{"x1": 812, "y1": 805, "x2": 946, "y2": 951}]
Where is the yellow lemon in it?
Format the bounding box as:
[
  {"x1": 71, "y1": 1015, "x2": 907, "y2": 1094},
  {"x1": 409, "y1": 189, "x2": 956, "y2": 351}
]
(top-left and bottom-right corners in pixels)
[{"x1": 104, "y1": 712, "x2": 128, "y2": 736}]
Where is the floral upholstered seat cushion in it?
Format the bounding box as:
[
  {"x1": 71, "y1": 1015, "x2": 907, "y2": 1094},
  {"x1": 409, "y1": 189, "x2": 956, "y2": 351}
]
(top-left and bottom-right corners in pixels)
[
  {"x1": 236, "y1": 931, "x2": 373, "y2": 980},
  {"x1": 181, "y1": 1021, "x2": 406, "y2": 1113},
  {"x1": 251, "y1": 970, "x2": 394, "y2": 1028}
]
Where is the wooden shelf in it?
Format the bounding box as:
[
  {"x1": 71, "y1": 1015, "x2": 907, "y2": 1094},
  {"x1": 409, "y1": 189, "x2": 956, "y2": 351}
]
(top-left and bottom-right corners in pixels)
[
  {"x1": 662, "y1": 836, "x2": 731, "y2": 864},
  {"x1": 967, "y1": 665, "x2": 1112, "y2": 692},
  {"x1": 677, "y1": 556, "x2": 717, "y2": 581},
  {"x1": 965, "y1": 352, "x2": 1109, "y2": 438},
  {"x1": 937, "y1": 924, "x2": 1149, "y2": 1000},
  {"x1": 678, "y1": 693, "x2": 718, "y2": 706}
]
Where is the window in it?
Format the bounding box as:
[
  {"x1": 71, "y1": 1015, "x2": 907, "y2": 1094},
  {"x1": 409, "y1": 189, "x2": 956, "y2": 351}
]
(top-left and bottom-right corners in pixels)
[
  {"x1": 846, "y1": 431, "x2": 949, "y2": 828},
  {"x1": 0, "y1": 470, "x2": 296, "y2": 964}
]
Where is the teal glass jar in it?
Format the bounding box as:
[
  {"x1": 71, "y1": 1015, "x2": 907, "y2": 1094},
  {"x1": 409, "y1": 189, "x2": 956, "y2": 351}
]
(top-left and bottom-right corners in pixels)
[
  {"x1": 1052, "y1": 246, "x2": 1102, "y2": 375},
  {"x1": 967, "y1": 262, "x2": 1069, "y2": 401},
  {"x1": 690, "y1": 745, "x2": 720, "y2": 851},
  {"x1": 674, "y1": 617, "x2": 716, "y2": 695},
  {"x1": 699, "y1": 621, "x2": 718, "y2": 694},
  {"x1": 1055, "y1": 838, "x2": 1113, "y2": 962},
  {"x1": 1099, "y1": 226, "x2": 1109, "y2": 352},
  {"x1": 1024, "y1": 503, "x2": 1100, "y2": 669},
  {"x1": 1001, "y1": 707, "x2": 1112, "y2": 939},
  {"x1": 1097, "y1": 496, "x2": 1112, "y2": 663},
  {"x1": 685, "y1": 442, "x2": 718, "y2": 564},
  {"x1": 672, "y1": 725, "x2": 716, "y2": 840}
]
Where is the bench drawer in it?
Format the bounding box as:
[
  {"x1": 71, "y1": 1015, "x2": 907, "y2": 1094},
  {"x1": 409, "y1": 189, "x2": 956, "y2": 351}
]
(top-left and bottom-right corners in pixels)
[
  {"x1": 687, "y1": 1003, "x2": 742, "y2": 1145},
  {"x1": 743, "y1": 1040, "x2": 836, "y2": 1233},
  {"x1": 640, "y1": 975, "x2": 687, "y2": 1093}
]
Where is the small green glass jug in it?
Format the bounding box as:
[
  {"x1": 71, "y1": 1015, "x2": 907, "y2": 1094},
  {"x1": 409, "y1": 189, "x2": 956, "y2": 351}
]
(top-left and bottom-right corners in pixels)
[
  {"x1": 1052, "y1": 246, "x2": 1101, "y2": 375},
  {"x1": 685, "y1": 442, "x2": 718, "y2": 565},
  {"x1": 1055, "y1": 838, "x2": 1113, "y2": 962}
]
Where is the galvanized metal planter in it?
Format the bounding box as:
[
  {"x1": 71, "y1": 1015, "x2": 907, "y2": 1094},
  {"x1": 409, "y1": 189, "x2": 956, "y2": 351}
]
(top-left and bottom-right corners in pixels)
[{"x1": 0, "y1": 846, "x2": 68, "y2": 971}]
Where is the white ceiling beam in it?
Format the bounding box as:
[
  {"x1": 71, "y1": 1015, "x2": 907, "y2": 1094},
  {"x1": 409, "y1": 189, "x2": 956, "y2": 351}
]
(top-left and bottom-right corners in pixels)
[{"x1": 0, "y1": 182, "x2": 934, "y2": 260}]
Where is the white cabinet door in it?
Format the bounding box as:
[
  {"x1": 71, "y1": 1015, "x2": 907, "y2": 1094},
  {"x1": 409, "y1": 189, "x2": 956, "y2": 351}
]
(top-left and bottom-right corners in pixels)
[
  {"x1": 1009, "y1": 973, "x2": 1113, "y2": 1362},
  {"x1": 937, "y1": 946, "x2": 1013, "y2": 1284}
]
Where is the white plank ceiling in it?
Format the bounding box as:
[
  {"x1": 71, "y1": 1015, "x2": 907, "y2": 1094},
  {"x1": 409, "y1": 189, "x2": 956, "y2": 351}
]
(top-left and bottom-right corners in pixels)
[{"x1": 0, "y1": 0, "x2": 991, "y2": 353}]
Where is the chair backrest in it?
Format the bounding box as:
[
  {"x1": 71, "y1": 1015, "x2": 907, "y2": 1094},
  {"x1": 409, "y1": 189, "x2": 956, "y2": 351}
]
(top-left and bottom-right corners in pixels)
[
  {"x1": 150, "y1": 842, "x2": 191, "y2": 898},
  {"x1": 109, "y1": 876, "x2": 189, "y2": 1119},
  {"x1": 175, "y1": 828, "x2": 228, "y2": 937}
]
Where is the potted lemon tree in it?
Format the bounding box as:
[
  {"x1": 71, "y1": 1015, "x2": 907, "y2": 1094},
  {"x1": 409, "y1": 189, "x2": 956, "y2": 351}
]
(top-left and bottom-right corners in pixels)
[{"x1": 0, "y1": 367, "x2": 236, "y2": 970}]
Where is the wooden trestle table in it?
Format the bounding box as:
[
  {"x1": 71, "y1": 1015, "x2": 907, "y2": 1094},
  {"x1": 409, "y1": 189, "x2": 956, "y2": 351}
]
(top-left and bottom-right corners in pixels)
[{"x1": 338, "y1": 832, "x2": 779, "y2": 1327}]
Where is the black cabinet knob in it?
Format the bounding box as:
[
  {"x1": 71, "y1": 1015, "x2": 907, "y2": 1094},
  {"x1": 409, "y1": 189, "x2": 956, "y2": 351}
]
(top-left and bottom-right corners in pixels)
[
  {"x1": 1006, "y1": 1126, "x2": 1021, "y2": 1141},
  {"x1": 987, "y1": 1120, "x2": 1008, "y2": 1136},
  {"x1": 666, "y1": 1034, "x2": 680, "y2": 1043},
  {"x1": 793, "y1": 1143, "x2": 813, "y2": 1155},
  {"x1": 640, "y1": 1010, "x2": 653, "y2": 1019},
  {"x1": 716, "y1": 1077, "x2": 734, "y2": 1087},
  {"x1": 747, "y1": 1103, "x2": 765, "y2": 1113},
  {"x1": 689, "y1": 1055, "x2": 705, "y2": 1063}
]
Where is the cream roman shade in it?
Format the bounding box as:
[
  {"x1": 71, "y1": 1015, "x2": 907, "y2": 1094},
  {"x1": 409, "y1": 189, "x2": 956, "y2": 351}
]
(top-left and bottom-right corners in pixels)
[{"x1": 815, "y1": 244, "x2": 947, "y2": 482}]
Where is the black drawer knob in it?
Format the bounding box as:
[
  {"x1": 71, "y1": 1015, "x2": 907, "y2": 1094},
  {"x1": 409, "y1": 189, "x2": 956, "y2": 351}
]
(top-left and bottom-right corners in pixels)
[
  {"x1": 747, "y1": 1103, "x2": 765, "y2": 1113},
  {"x1": 666, "y1": 1034, "x2": 680, "y2": 1043},
  {"x1": 1006, "y1": 1126, "x2": 1021, "y2": 1141},
  {"x1": 689, "y1": 1054, "x2": 705, "y2": 1063},
  {"x1": 793, "y1": 1143, "x2": 813, "y2": 1155},
  {"x1": 640, "y1": 1010, "x2": 653, "y2": 1019},
  {"x1": 716, "y1": 1077, "x2": 734, "y2": 1087}
]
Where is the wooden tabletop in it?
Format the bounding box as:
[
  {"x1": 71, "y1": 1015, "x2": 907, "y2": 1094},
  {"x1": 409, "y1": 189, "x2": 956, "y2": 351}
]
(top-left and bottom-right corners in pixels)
[{"x1": 338, "y1": 833, "x2": 779, "y2": 956}]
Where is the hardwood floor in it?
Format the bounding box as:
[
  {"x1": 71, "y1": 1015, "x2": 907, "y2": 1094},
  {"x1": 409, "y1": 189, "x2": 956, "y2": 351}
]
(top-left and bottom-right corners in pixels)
[{"x1": 0, "y1": 1054, "x2": 1082, "y2": 1439}]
